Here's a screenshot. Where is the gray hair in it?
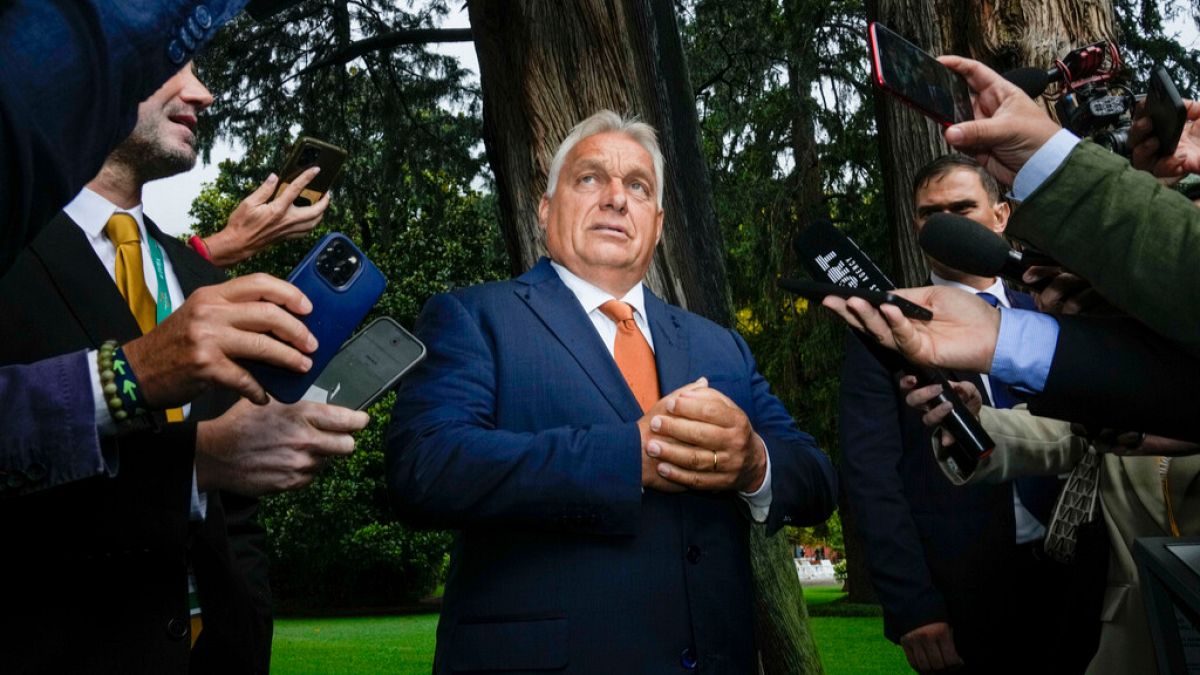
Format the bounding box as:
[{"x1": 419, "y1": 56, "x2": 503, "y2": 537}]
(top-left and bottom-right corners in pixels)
[{"x1": 545, "y1": 110, "x2": 665, "y2": 208}]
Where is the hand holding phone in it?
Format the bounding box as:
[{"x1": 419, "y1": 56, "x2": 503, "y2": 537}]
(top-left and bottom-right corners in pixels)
[
  {"x1": 246, "y1": 233, "x2": 386, "y2": 403},
  {"x1": 1145, "y1": 66, "x2": 1187, "y2": 158},
  {"x1": 276, "y1": 137, "x2": 347, "y2": 207},
  {"x1": 302, "y1": 317, "x2": 426, "y2": 410},
  {"x1": 869, "y1": 22, "x2": 973, "y2": 126}
]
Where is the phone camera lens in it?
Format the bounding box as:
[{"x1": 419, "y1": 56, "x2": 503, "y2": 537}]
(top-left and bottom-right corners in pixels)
[{"x1": 299, "y1": 147, "x2": 320, "y2": 167}]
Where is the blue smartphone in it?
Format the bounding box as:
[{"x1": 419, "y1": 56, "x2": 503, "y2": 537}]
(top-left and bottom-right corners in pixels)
[{"x1": 248, "y1": 233, "x2": 386, "y2": 403}]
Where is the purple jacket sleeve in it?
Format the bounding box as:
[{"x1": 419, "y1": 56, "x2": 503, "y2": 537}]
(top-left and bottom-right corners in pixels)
[{"x1": 0, "y1": 350, "x2": 110, "y2": 496}]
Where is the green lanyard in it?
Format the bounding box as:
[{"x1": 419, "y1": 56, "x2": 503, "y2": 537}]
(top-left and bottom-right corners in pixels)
[{"x1": 145, "y1": 235, "x2": 173, "y2": 325}]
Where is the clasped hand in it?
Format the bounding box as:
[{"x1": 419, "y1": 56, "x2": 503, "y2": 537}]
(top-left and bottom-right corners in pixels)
[{"x1": 638, "y1": 377, "x2": 767, "y2": 494}]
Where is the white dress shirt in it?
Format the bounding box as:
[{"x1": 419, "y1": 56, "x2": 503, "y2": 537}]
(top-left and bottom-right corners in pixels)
[
  {"x1": 549, "y1": 261, "x2": 773, "y2": 521},
  {"x1": 68, "y1": 188, "x2": 206, "y2": 519}
]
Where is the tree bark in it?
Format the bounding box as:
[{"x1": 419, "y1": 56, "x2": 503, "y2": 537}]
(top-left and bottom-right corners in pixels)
[
  {"x1": 469, "y1": 1, "x2": 820, "y2": 671},
  {"x1": 468, "y1": 0, "x2": 730, "y2": 322}
]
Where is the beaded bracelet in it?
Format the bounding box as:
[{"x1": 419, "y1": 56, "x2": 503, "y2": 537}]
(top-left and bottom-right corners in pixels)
[{"x1": 97, "y1": 340, "x2": 157, "y2": 431}]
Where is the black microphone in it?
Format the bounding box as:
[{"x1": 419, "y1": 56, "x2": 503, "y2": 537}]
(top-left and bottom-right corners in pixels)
[
  {"x1": 795, "y1": 220, "x2": 994, "y2": 472},
  {"x1": 918, "y1": 212, "x2": 1057, "y2": 290},
  {"x1": 1002, "y1": 67, "x2": 1056, "y2": 99}
]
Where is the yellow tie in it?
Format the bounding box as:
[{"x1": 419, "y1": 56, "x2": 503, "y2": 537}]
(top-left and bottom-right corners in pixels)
[
  {"x1": 104, "y1": 214, "x2": 184, "y2": 423},
  {"x1": 105, "y1": 214, "x2": 157, "y2": 335},
  {"x1": 599, "y1": 300, "x2": 660, "y2": 413}
]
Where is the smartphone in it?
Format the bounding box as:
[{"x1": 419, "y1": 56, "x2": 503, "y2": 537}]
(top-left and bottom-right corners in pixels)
[
  {"x1": 248, "y1": 233, "x2": 386, "y2": 404},
  {"x1": 1145, "y1": 66, "x2": 1187, "y2": 158},
  {"x1": 869, "y1": 22, "x2": 974, "y2": 127},
  {"x1": 777, "y1": 278, "x2": 933, "y2": 320},
  {"x1": 275, "y1": 137, "x2": 347, "y2": 207},
  {"x1": 302, "y1": 317, "x2": 426, "y2": 410}
]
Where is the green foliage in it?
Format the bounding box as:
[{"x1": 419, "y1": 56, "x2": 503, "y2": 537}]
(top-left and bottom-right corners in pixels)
[
  {"x1": 1115, "y1": 0, "x2": 1200, "y2": 96},
  {"x1": 681, "y1": 0, "x2": 889, "y2": 462},
  {"x1": 190, "y1": 1, "x2": 506, "y2": 607}
]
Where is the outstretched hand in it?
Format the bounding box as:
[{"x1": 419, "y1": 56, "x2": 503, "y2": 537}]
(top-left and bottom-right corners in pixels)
[
  {"x1": 821, "y1": 285, "x2": 1000, "y2": 373},
  {"x1": 937, "y1": 55, "x2": 1062, "y2": 185}
]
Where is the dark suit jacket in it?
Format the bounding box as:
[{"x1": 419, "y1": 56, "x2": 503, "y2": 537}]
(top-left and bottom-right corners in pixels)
[
  {"x1": 0, "y1": 213, "x2": 272, "y2": 674},
  {"x1": 387, "y1": 257, "x2": 837, "y2": 674},
  {"x1": 840, "y1": 289, "x2": 1053, "y2": 639},
  {"x1": 839, "y1": 333, "x2": 1015, "y2": 646},
  {"x1": 1031, "y1": 314, "x2": 1199, "y2": 442}
]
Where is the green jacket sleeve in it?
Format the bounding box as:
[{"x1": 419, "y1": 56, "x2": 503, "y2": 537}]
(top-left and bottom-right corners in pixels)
[{"x1": 1007, "y1": 141, "x2": 1200, "y2": 352}]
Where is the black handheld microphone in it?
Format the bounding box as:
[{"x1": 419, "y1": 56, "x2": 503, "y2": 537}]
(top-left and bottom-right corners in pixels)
[
  {"x1": 795, "y1": 220, "x2": 994, "y2": 472},
  {"x1": 918, "y1": 212, "x2": 1058, "y2": 291},
  {"x1": 1002, "y1": 67, "x2": 1056, "y2": 99}
]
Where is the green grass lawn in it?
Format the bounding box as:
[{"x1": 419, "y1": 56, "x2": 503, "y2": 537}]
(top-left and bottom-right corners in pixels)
[{"x1": 271, "y1": 586, "x2": 909, "y2": 674}]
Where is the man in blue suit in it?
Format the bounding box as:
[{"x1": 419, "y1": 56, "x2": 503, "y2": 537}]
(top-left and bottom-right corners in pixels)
[
  {"x1": 839, "y1": 156, "x2": 1105, "y2": 674},
  {"x1": 388, "y1": 110, "x2": 837, "y2": 673}
]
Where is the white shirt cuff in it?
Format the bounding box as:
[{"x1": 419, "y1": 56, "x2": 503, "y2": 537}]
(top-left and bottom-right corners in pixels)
[
  {"x1": 1011, "y1": 129, "x2": 1081, "y2": 201},
  {"x1": 86, "y1": 349, "x2": 119, "y2": 475},
  {"x1": 738, "y1": 436, "x2": 773, "y2": 523}
]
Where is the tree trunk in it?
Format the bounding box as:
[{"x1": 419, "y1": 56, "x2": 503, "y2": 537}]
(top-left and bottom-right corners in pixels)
[
  {"x1": 866, "y1": 0, "x2": 1115, "y2": 284},
  {"x1": 468, "y1": 0, "x2": 729, "y2": 322},
  {"x1": 469, "y1": 1, "x2": 821, "y2": 671}
]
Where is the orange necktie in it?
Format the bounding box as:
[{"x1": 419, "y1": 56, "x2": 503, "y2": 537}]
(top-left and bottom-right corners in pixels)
[{"x1": 599, "y1": 300, "x2": 660, "y2": 413}]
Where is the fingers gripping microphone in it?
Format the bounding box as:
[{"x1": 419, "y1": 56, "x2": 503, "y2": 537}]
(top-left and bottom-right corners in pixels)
[
  {"x1": 795, "y1": 220, "x2": 994, "y2": 472},
  {"x1": 918, "y1": 213, "x2": 1057, "y2": 290}
]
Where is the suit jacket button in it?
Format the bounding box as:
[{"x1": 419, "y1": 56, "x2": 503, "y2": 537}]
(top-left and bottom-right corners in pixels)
[
  {"x1": 166, "y1": 617, "x2": 189, "y2": 640},
  {"x1": 178, "y1": 25, "x2": 197, "y2": 52},
  {"x1": 193, "y1": 5, "x2": 213, "y2": 29},
  {"x1": 167, "y1": 40, "x2": 187, "y2": 65},
  {"x1": 185, "y1": 15, "x2": 205, "y2": 41},
  {"x1": 680, "y1": 647, "x2": 698, "y2": 670},
  {"x1": 685, "y1": 545, "x2": 701, "y2": 564}
]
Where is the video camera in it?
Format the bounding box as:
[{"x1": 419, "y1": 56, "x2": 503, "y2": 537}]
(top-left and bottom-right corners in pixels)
[{"x1": 1047, "y1": 41, "x2": 1135, "y2": 155}]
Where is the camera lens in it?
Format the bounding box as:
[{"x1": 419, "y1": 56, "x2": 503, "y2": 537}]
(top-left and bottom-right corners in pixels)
[{"x1": 299, "y1": 146, "x2": 320, "y2": 167}]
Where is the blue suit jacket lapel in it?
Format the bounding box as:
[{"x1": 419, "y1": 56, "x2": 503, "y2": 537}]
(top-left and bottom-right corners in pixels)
[
  {"x1": 645, "y1": 292, "x2": 690, "y2": 395},
  {"x1": 515, "y1": 258, "x2": 644, "y2": 422}
]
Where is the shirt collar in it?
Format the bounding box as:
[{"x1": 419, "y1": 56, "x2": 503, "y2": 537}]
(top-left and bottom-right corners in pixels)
[
  {"x1": 62, "y1": 187, "x2": 147, "y2": 242},
  {"x1": 930, "y1": 270, "x2": 1010, "y2": 309},
  {"x1": 549, "y1": 260, "x2": 647, "y2": 320}
]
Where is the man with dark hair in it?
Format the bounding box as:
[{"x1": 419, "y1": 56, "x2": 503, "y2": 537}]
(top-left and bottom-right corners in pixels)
[{"x1": 839, "y1": 154, "x2": 1105, "y2": 673}]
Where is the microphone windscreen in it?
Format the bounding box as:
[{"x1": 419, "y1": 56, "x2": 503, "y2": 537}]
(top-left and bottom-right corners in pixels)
[
  {"x1": 918, "y1": 213, "x2": 1012, "y2": 277},
  {"x1": 1003, "y1": 67, "x2": 1051, "y2": 99}
]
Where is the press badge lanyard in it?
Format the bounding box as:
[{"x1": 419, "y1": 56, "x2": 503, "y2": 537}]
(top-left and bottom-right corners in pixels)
[{"x1": 145, "y1": 235, "x2": 173, "y2": 323}]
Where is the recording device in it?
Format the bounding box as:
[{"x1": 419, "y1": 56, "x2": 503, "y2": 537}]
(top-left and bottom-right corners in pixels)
[
  {"x1": 777, "y1": 278, "x2": 933, "y2": 321},
  {"x1": 918, "y1": 213, "x2": 1059, "y2": 291},
  {"x1": 868, "y1": 22, "x2": 974, "y2": 127},
  {"x1": 276, "y1": 137, "x2": 347, "y2": 207},
  {"x1": 248, "y1": 233, "x2": 387, "y2": 404},
  {"x1": 1145, "y1": 66, "x2": 1187, "y2": 157},
  {"x1": 302, "y1": 317, "x2": 426, "y2": 411},
  {"x1": 1002, "y1": 41, "x2": 1186, "y2": 158},
  {"x1": 795, "y1": 220, "x2": 994, "y2": 471}
]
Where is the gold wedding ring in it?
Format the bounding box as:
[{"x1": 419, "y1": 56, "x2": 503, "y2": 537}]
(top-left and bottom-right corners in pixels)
[{"x1": 712, "y1": 451, "x2": 719, "y2": 472}]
